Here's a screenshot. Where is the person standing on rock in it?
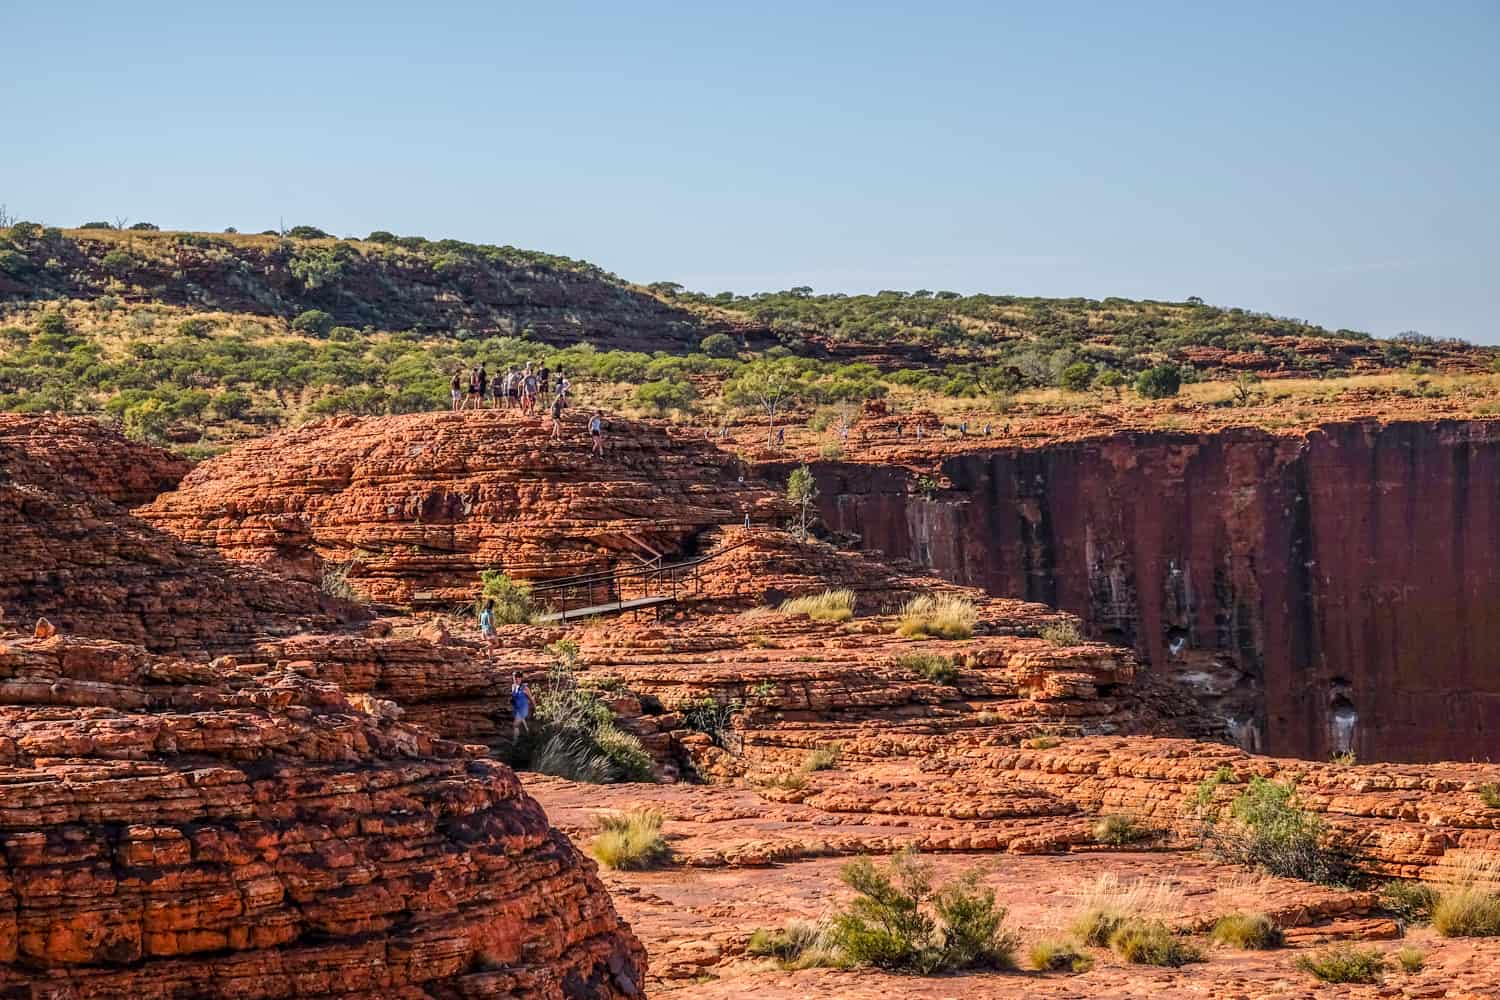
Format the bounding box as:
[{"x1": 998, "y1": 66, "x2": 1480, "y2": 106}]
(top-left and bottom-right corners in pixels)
[
  {"x1": 450, "y1": 368, "x2": 464, "y2": 411},
  {"x1": 549, "y1": 391, "x2": 565, "y2": 444},
  {"x1": 589, "y1": 410, "x2": 605, "y2": 457},
  {"x1": 476, "y1": 364, "x2": 489, "y2": 410},
  {"x1": 511, "y1": 674, "x2": 532, "y2": 741},
  {"x1": 538, "y1": 364, "x2": 551, "y2": 403},
  {"x1": 464, "y1": 366, "x2": 480, "y2": 411}
]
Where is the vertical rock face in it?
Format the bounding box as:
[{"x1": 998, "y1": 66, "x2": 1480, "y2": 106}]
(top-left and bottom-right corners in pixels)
[
  {"x1": 0, "y1": 633, "x2": 646, "y2": 999},
  {"x1": 808, "y1": 420, "x2": 1500, "y2": 763}
]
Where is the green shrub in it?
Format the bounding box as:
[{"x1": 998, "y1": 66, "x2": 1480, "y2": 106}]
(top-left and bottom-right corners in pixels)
[
  {"x1": 779, "y1": 588, "x2": 855, "y2": 622},
  {"x1": 831, "y1": 852, "x2": 1018, "y2": 973},
  {"x1": 633, "y1": 377, "x2": 696, "y2": 413},
  {"x1": 1135, "y1": 364, "x2": 1182, "y2": 399},
  {"x1": 1394, "y1": 946, "x2": 1425, "y2": 973},
  {"x1": 122, "y1": 398, "x2": 169, "y2": 443},
  {"x1": 1209, "y1": 912, "x2": 1282, "y2": 949},
  {"x1": 290, "y1": 309, "x2": 335, "y2": 337},
  {"x1": 1294, "y1": 944, "x2": 1385, "y2": 983},
  {"x1": 896, "y1": 652, "x2": 958, "y2": 684},
  {"x1": 700, "y1": 333, "x2": 738, "y2": 358},
  {"x1": 366, "y1": 230, "x2": 398, "y2": 243},
  {"x1": 1479, "y1": 782, "x2": 1500, "y2": 809},
  {"x1": 101, "y1": 249, "x2": 134, "y2": 276},
  {"x1": 1207, "y1": 777, "x2": 1348, "y2": 885},
  {"x1": 1093, "y1": 814, "x2": 1150, "y2": 847},
  {"x1": 591, "y1": 722, "x2": 657, "y2": 783},
  {"x1": 36, "y1": 311, "x2": 69, "y2": 336},
  {"x1": 129, "y1": 222, "x2": 159, "y2": 231},
  {"x1": 1027, "y1": 937, "x2": 1093, "y2": 972},
  {"x1": 80, "y1": 221, "x2": 113, "y2": 229},
  {"x1": 896, "y1": 594, "x2": 977, "y2": 639},
  {"x1": 0, "y1": 249, "x2": 27, "y2": 275},
  {"x1": 1380, "y1": 880, "x2": 1440, "y2": 924},
  {"x1": 1431, "y1": 888, "x2": 1500, "y2": 937},
  {"x1": 1039, "y1": 620, "x2": 1085, "y2": 645},
  {"x1": 589, "y1": 807, "x2": 671, "y2": 869},
  {"x1": 320, "y1": 560, "x2": 359, "y2": 600},
  {"x1": 1059, "y1": 361, "x2": 1095, "y2": 391},
  {"x1": 287, "y1": 225, "x2": 330, "y2": 239},
  {"x1": 1108, "y1": 919, "x2": 1202, "y2": 966},
  {"x1": 478, "y1": 570, "x2": 536, "y2": 624},
  {"x1": 176, "y1": 317, "x2": 214, "y2": 338},
  {"x1": 678, "y1": 696, "x2": 743, "y2": 754}
]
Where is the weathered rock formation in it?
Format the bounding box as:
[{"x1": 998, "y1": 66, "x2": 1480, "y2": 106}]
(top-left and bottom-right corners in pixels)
[
  {"x1": 801, "y1": 419, "x2": 1500, "y2": 762},
  {"x1": 141, "y1": 411, "x2": 786, "y2": 606},
  {"x1": 0, "y1": 631, "x2": 646, "y2": 998},
  {"x1": 0, "y1": 415, "x2": 351, "y2": 652}
]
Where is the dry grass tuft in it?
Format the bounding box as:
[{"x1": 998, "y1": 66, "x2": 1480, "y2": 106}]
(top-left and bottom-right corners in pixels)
[
  {"x1": 896, "y1": 594, "x2": 977, "y2": 639},
  {"x1": 780, "y1": 589, "x2": 856, "y2": 622},
  {"x1": 588, "y1": 807, "x2": 671, "y2": 870}
]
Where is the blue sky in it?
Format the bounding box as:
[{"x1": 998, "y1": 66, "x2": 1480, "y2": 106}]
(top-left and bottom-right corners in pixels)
[{"x1": 4, "y1": 2, "x2": 1496, "y2": 340}]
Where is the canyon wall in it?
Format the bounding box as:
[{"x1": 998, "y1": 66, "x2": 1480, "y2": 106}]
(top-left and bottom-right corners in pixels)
[{"x1": 802, "y1": 420, "x2": 1500, "y2": 763}]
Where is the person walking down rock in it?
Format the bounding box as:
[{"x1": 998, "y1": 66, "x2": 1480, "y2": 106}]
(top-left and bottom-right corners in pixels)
[
  {"x1": 510, "y1": 674, "x2": 532, "y2": 742},
  {"x1": 479, "y1": 598, "x2": 497, "y2": 647},
  {"x1": 589, "y1": 410, "x2": 605, "y2": 457}
]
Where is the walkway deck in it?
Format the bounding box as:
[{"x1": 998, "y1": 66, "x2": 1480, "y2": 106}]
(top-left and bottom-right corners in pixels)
[{"x1": 535, "y1": 594, "x2": 675, "y2": 624}]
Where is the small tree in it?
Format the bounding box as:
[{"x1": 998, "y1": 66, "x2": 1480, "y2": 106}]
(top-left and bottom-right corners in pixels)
[
  {"x1": 1231, "y1": 372, "x2": 1261, "y2": 407},
  {"x1": 724, "y1": 357, "x2": 811, "y2": 446},
  {"x1": 1094, "y1": 369, "x2": 1125, "y2": 398},
  {"x1": 1135, "y1": 364, "x2": 1182, "y2": 399},
  {"x1": 787, "y1": 464, "x2": 818, "y2": 540}
]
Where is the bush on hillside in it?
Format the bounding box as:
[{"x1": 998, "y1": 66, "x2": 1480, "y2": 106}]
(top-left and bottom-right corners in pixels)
[
  {"x1": 700, "y1": 332, "x2": 738, "y2": 358},
  {"x1": 291, "y1": 309, "x2": 335, "y2": 337},
  {"x1": 633, "y1": 377, "x2": 697, "y2": 413},
  {"x1": 80, "y1": 221, "x2": 113, "y2": 229},
  {"x1": 1431, "y1": 888, "x2": 1500, "y2": 937},
  {"x1": 1108, "y1": 919, "x2": 1203, "y2": 966},
  {"x1": 1210, "y1": 912, "x2": 1283, "y2": 949},
  {"x1": 1135, "y1": 363, "x2": 1182, "y2": 399},
  {"x1": 129, "y1": 222, "x2": 159, "y2": 231},
  {"x1": 1059, "y1": 361, "x2": 1095, "y2": 391},
  {"x1": 896, "y1": 652, "x2": 958, "y2": 684},
  {"x1": 286, "y1": 225, "x2": 330, "y2": 239}
]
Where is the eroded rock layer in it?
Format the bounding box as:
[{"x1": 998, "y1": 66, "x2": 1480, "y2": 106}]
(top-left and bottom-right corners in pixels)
[
  {"x1": 0, "y1": 415, "x2": 349, "y2": 652},
  {"x1": 804, "y1": 419, "x2": 1500, "y2": 762},
  {"x1": 140, "y1": 411, "x2": 787, "y2": 605},
  {"x1": 0, "y1": 631, "x2": 645, "y2": 999}
]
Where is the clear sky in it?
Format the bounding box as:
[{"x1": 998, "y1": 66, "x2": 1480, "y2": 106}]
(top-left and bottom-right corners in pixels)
[{"x1": 5, "y1": 2, "x2": 1496, "y2": 341}]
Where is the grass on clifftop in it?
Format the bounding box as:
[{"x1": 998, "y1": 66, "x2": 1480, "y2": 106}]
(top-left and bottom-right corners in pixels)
[
  {"x1": 588, "y1": 807, "x2": 671, "y2": 870},
  {"x1": 779, "y1": 588, "x2": 856, "y2": 622},
  {"x1": 896, "y1": 593, "x2": 977, "y2": 639}
]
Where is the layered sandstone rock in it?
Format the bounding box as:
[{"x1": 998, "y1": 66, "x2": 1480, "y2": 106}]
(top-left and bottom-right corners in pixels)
[
  {"x1": 0, "y1": 631, "x2": 645, "y2": 998},
  {"x1": 801, "y1": 418, "x2": 1500, "y2": 762},
  {"x1": 0, "y1": 415, "x2": 350, "y2": 652},
  {"x1": 141, "y1": 411, "x2": 788, "y2": 605}
]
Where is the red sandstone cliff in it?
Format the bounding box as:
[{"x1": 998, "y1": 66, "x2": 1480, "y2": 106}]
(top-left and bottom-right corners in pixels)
[{"x1": 798, "y1": 419, "x2": 1500, "y2": 763}]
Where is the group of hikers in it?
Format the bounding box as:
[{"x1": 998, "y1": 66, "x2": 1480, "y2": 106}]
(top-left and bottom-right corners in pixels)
[{"x1": 452, "y1": 361, "x2": 605, "y2": 456}]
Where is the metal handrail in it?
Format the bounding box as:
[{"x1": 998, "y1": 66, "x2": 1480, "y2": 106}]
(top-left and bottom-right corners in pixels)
[
  {"x1": 529, "y1": 537, "x2": 750, "y2": 594},
  {"x1": 525, "y1": 536, "x2": 751, "y2": 620}
]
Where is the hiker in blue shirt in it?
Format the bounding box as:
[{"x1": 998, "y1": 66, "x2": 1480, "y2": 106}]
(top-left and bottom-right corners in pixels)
[{"x1": 511, "y1": 674, "x2": 532, "y2": 741}]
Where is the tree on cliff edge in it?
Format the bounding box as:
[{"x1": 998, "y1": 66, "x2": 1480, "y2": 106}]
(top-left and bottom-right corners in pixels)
[{"x1": 787, "y1": 464, "x2": 818, "y2": 540}]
